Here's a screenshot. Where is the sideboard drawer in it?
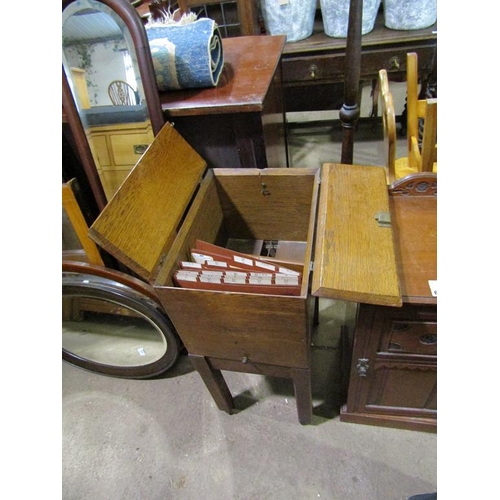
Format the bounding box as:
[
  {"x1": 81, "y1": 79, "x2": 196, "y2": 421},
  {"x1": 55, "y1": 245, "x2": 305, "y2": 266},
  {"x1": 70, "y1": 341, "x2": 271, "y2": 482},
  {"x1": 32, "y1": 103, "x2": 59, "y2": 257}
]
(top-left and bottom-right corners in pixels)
[
  {"x1": 358, "y1": 45, "x2": 436, "y2": 79},
  {"x1": 282, "y1": 45, "x2": 436, "y2": 85},
  {"x1": 282, "y1": 53, "x2": 345, "y2": 84},
  {"x1": 110, "y1": 132, "x2": 153, "y2": 166}
]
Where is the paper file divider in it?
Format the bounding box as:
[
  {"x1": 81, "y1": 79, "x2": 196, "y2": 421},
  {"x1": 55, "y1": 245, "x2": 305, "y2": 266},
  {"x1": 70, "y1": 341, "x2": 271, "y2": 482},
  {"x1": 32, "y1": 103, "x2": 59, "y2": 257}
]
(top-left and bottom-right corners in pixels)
[
  {"x1": 189, "y1": 252, "x2": 248, "y2": 270},
  {"x1": 180, "y1": 259, "x2": 243, "y2": 272},
  {"x1": 193, "y1": 240, "x2": 301, "y2": 277},
  {"x1": 173, "y1": 269, "x2": 302, "y2": 296}
]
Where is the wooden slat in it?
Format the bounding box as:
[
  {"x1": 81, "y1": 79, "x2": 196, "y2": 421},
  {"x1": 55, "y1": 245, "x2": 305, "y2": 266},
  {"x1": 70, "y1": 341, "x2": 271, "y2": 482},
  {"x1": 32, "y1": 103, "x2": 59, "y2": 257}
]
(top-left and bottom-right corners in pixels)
[
  {"x1": 62, "y1": 179, "x2": 104, "y2": 266},
  {"x1": 312, "y1": 163, "x2": 401, "y2": 306},
  {"x1": 420, "y1": 98, "x2": 437, "y2": 172},
  {"x1": 406, "y1": 52, "x2": 419, "y2": 170}
]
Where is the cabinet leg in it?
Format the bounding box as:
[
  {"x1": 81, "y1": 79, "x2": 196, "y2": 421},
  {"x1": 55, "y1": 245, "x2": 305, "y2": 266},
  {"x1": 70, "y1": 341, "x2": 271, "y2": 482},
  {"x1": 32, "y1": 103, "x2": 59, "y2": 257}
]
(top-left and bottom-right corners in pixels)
[
  {"x1": 189, "y1": 354, "x2": 234, "y2": 414},
  {"x1": 291, "y1": 368, "x2": 313, "y2": 425}
]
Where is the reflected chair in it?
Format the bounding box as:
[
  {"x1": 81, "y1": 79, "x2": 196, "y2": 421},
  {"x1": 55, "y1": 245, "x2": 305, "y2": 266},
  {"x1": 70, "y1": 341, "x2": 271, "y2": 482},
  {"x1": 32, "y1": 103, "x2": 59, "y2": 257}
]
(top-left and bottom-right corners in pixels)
[
  {"x1": 379, "y1": 53, "x2": 437, "y2": 184},
  {"x1": 108, "y1": 80, "x2": 138, "y2": 106}
]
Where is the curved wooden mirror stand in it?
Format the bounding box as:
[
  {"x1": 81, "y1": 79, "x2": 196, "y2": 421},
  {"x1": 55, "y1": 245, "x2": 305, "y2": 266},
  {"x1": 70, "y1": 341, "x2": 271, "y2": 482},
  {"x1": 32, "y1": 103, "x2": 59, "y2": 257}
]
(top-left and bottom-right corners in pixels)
[{"x1": 62, "y1": 0, "x2": 164, "y2": 211}]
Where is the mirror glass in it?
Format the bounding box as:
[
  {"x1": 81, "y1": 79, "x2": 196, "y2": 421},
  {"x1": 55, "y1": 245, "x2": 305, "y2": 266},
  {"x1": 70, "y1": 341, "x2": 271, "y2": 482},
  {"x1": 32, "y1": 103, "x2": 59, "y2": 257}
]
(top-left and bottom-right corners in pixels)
[
  {"x1": 62, "y1": 0, "x2": 154, "y2": 201},
  {"x1": 62, "y1": 293, "x2": 167, "y2": 366}
]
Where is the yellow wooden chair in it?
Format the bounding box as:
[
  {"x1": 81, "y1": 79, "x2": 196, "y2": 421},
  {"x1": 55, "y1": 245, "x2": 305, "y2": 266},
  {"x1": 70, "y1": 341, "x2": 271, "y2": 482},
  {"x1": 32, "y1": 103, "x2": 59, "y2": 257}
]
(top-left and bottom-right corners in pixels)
[{"x1": 379, "y1": 53, "x2": 437, "y2": 184}]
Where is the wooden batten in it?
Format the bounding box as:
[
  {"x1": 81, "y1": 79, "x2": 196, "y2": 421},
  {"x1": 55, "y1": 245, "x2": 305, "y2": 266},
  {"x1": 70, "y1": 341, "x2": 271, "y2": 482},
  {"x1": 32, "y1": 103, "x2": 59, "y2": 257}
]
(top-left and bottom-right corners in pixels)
[{"x1": 311, "y1": 163, "x2": 402, "y2": 307}]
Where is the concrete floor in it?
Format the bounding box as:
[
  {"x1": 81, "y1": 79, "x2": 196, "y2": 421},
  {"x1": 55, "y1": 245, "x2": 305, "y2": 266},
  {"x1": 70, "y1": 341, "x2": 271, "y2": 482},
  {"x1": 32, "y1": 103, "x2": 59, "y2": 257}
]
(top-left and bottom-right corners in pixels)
[
  {"x1": 62, "y1": 84, "x2": 436, "y2": 499},
  {"x1": 63, "y1": 298, "x2": 436, "y2": 500}
]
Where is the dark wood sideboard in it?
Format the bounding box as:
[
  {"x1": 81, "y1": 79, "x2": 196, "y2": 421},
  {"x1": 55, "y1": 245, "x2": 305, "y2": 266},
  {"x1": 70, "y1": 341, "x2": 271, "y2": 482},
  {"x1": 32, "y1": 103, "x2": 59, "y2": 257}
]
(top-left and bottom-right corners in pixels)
[
  {"x1": 340, "y1": 175, "x2": 437, "y2": 432},
  {"x1": 281, "y1": 11, "x2": 437, "y2": 114}
]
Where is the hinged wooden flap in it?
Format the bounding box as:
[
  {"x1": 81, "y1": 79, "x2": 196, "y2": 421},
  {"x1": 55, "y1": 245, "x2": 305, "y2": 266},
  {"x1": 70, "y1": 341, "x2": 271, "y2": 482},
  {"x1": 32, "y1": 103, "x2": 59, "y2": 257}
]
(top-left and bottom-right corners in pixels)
[
  {"x1": 89, "y1": 122, "x2": 207, "y2": 282},
  {"x1": 311, "y1": 163, "x2": 402, "y2": 307}
]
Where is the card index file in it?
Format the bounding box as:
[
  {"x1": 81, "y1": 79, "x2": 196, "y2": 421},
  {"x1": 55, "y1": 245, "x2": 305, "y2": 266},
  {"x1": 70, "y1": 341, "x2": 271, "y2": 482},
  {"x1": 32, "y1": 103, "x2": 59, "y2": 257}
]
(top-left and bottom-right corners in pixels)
[
  {"x1": 173, "y1": 241, "x2": 303, "y2": 296},
  {"x1": 193, "y1": 240, "x2": 301, "y2": 276}
]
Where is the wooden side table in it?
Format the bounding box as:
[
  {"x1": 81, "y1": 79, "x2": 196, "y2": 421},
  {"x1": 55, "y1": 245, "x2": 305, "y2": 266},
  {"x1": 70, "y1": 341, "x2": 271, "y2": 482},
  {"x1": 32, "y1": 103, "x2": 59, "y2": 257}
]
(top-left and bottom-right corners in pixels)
[{"x1": 158, "y1": 35, "x2": 289, "y2": 169}]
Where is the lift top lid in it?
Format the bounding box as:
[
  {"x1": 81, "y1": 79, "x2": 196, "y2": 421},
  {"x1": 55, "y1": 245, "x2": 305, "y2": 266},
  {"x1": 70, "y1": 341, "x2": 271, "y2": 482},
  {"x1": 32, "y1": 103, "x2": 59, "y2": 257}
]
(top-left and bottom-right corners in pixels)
[
  {"x1": 89, "y1": 122, "x2": 207, "y2": 282},
  {"x1": 311, "y1": 163, "x2": 401, "y2": 307}
]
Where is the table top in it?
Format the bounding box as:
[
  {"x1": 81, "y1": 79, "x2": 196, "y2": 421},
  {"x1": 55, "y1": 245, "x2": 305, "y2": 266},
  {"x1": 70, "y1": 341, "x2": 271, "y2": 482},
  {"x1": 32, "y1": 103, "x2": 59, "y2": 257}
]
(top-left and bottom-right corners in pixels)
[
  {"x1": 159, "y1": 35, "x2": 286, "y2": 117},
  {"x1": 390, "y1": 194, "x2": 437, "y2": 305}
]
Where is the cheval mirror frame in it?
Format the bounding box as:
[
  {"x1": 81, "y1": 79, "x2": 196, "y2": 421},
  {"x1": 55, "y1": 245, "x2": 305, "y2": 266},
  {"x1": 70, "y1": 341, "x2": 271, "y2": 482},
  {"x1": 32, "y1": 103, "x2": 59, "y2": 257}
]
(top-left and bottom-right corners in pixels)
[{"x1": 62, "y1": 0, "x2": 164, "y2": 212}]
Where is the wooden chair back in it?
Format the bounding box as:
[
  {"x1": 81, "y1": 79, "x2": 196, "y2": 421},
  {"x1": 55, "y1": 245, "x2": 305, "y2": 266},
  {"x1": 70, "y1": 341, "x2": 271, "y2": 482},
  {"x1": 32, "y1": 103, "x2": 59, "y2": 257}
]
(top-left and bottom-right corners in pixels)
[
  {"x1": 108, "y1": 80, "x2": 137, "y2": 106},
  {"x1": 379, "y1": 69, "x2": 398, "y2": 184},
  {"x1": 409, "y1": 98, "x2": 437, "y2": 173},
  {"x1": 406, "y1": 52, "x2": 419, "y2": 170},
  {"x1": 379, "y1": 52, "x2": 437, "y2": 183}
]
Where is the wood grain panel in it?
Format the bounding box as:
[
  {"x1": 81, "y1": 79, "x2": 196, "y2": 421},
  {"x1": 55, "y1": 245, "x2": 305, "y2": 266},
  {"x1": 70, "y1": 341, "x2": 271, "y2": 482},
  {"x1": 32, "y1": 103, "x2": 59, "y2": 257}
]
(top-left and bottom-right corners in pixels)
[
  {"x1": 312, "y1": 163, "x2": 401, "y2": 306},
  {"x1": 89, "y1": 123, "x2": 207, "y2": 281}
]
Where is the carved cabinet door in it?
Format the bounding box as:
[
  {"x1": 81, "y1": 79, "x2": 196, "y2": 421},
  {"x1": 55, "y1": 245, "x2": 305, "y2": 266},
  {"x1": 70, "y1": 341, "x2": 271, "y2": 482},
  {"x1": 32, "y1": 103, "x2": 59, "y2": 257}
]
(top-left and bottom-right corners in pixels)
[{"x1": 343, "y1": 303, "x2": 437, "y2": 429}]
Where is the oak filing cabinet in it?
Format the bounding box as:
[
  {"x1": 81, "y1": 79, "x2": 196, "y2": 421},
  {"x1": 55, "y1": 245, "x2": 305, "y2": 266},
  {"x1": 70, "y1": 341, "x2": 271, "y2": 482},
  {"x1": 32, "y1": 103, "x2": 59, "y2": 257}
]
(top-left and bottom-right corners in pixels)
[{"x1": 89, "y1": 122, "x2": 404, "y2": 425}]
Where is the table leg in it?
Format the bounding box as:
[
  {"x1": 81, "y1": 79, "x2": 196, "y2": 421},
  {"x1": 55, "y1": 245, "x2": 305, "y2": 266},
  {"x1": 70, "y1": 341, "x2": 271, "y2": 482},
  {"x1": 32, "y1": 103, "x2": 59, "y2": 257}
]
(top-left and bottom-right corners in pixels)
[
  {"x1": 189, "y1": 354, "x2": 234, "y2": 414},
  {"x1": 291, "y1": 367, "x2": 313, "y2": 425}
]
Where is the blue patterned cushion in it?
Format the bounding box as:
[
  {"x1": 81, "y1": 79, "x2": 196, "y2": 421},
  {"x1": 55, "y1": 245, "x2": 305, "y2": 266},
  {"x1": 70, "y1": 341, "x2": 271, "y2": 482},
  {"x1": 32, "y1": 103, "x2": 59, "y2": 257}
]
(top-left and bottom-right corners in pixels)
[{"x1": 146, "y1": 18, "x2": 224, "y2": 91}]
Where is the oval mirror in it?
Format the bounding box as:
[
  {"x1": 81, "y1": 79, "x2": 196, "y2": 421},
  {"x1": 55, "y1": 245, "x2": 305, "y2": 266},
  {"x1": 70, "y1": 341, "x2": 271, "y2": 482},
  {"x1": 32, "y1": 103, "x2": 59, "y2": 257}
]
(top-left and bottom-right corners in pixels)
[
  {"x1": 62, "y1": 271, "x2": 180, "y2": 378},
  {"x1": 62, "y1": 0, "x2": 163, "y2": 205},
  {"x1": 63, "y1": 295, "x2": 167, "y2": 366}
]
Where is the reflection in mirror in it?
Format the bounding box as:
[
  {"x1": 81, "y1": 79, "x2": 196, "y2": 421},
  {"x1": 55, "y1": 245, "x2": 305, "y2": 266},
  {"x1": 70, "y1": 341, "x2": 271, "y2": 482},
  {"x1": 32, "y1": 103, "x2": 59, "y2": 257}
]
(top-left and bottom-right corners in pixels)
[
  {"x1": 62, "y1": 293, "x2": 168, "y2": 367},
  {"x1": 62, "y1": 205, "x2": 85, "y2": 262},
  {"x1": 63, "y1": 0, "x2": 155, "y2": 201}
]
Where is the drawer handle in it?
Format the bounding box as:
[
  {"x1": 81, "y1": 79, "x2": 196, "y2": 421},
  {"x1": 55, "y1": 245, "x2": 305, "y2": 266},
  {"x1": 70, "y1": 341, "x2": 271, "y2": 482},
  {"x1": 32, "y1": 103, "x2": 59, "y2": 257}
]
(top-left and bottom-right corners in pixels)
[
  {"x1": 389, "y1": 56, "x2": 400, "y2": 70},
  {"x1": 309, "y1": 64, "x2": 318, "y2": 79},
  {"x1": 242, "y1": 356, "x2": 249, "y2": 364},
  {"x1": 419, "y1": 334, "x2": 437, "y2": 345},
  {"x1": 133, "y1": 144, "x2": 149, "y2": 155}
]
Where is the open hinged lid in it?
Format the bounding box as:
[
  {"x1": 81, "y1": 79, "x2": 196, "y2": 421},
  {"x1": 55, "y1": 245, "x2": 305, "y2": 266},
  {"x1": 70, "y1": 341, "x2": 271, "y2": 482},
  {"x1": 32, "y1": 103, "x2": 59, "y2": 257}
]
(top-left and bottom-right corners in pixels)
[
  {"x1": 311, "y1": 163, "x2": 402, "y2": 307},
  {"x1": 89, "y1": 122, "x2": 207, "y2": 282}
]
